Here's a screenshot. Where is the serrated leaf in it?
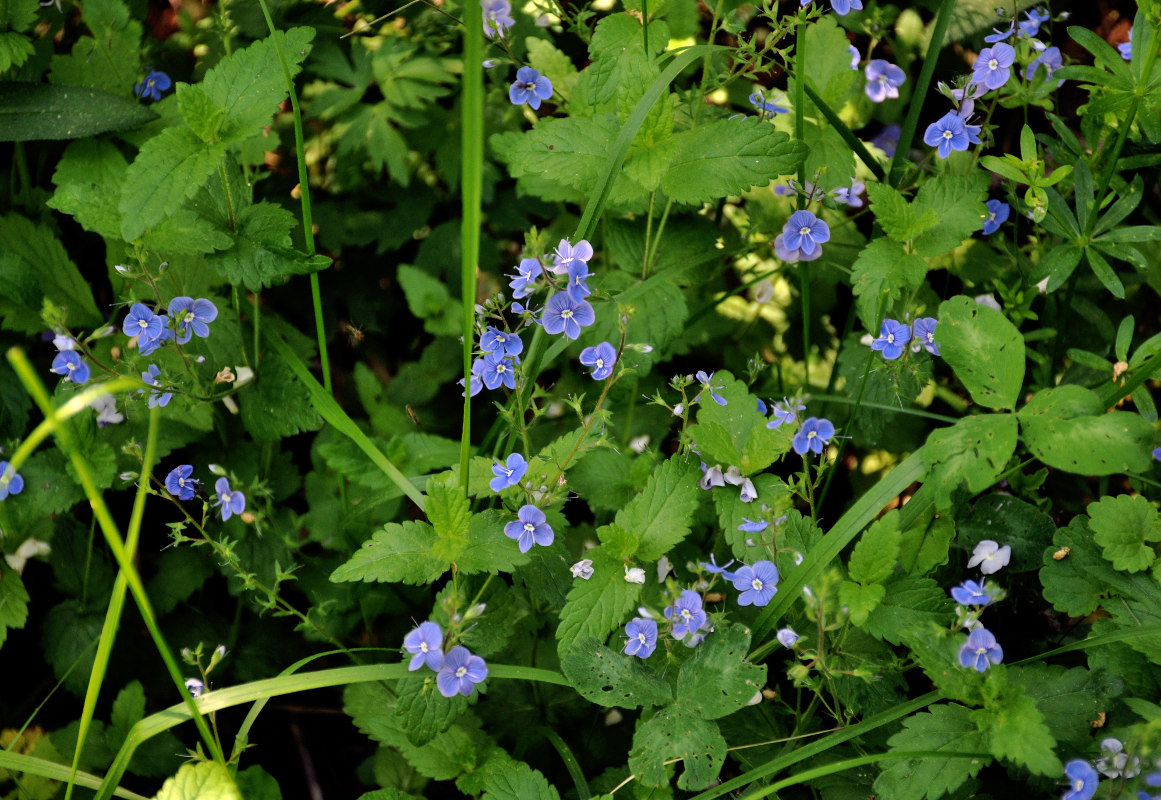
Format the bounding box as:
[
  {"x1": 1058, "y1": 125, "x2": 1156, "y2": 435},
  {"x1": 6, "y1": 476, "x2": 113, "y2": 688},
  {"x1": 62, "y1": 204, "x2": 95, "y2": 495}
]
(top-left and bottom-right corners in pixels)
[
  {"x1": 119, "y1": 126, "x2": 227, "y2": 241},
  {"x1": 971, "y1": 687, "x2": 1061, "y2": 777},
  {"x1": 525, "y1": 36, "x2": 578, "y2": 101},
  {"x1": 1007, "y1": 665, "x2": 1116, "y2": 745},
  {"x1": 862, "y1": 575, "x2": 953, "y2": 644},
  {"x1": 329, "y1": 520, "x2": 446, "y2": 585},
  {"x1": 629, "y1": 706, "x2": 726, "y2": 790},
  {"x1": 661, "y1": 118, "x2": 807, "y2": 205},
  {"x1": 0, "y1": 560, "x2": 30, "y2": 648},
  {"x1": 444, "y1": 509, "x2": 533, "y2": 575},
  {"x1": 397, "y1": 264, "x2": 461, "y2": 335},
  {"x1": 850, "y1": 237, "x2": 927, "y2": 330},
  {"x1": 394, "y1": 674, "x2": 470, "y2": 746},
  {"x1": 557, "y1": 549, "x2": 641, "y2": 654},
  {"x1": 923, "y1": 414, "x2": 1018, "y2": 512},
  {"x1": 608, "y1": 458, "x2": 700, "y2": 561},
  {"x1": 344, "y1": 682, "x2": 408, "y2": 748},
  {"x1": 0, "y1": 213, "x2": 102, "y2": 330},
  {"x1": 560, "y1": 636, "x2": 672, "y2": 709},
  {"x1": 1087, "y1": 494, "x2": 1161, "y2": 572},
  {"x1": 898, "y1": 506, "x2": 955, "y2": 575},
  {"x1": 581, "y1": 274, "x2": 687, "y2": 372},
  {"x1": 47, "y1": 139, "x2": 128, "y2": 239},
  {"x1": 0, "y1": 0, "x2": 38, "y2": 31},
  {"x1": 0, "y1": 31, "x2": 33, "y2": 73},
  {"x1": 676, "y1": 623, "x2": 767, "y2": 719},
  {"x1": 848, "y1": 511, "x2": 901, "y2": 586},
  {"x1": 909, "y1": 174, "x2": 989, "y2": 257},
  {"x1": 205, "y1": 201, "x2": 331, "y2": 291},
  {"x1": 872, "y1": 703, "x2": 989, "y2": 800},
  {"x1": 687, "y1": 371, "x2": 789, "y2": 473},
  {"x1": 178, "y1": 83, "x2": 225, "y2": 143},
  {"x1": 1018, "y1": 384, "x2": 1152, "y2": 476},
  {"x1": 867, "y1": 182, "x2": 926, "y2": 242},
  {"x1": 239, "y1": 344, "x2": 323, "y2": 440},
  {"x1": 155, "y1": 761, "x2": 242, "y2": 800},
  {"x1": 936, "y1": 297, "x2": 1025, "y2": 409},
  {"x1": 482, "y1": 760, "x2": 561, "y2": 800},
  {"x1": 399, "y1": 718, "x2": 482, "y2": 780},
  {"x1": 840, "y1": 581, "x2": 885, "y2": 625}
]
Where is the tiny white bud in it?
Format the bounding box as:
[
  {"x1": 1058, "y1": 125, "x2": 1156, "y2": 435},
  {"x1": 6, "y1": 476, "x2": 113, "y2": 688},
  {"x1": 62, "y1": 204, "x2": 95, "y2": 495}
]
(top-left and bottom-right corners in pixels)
[
  {"x1": 656, "y1": 556, "x2": 673, "y2": 582},
  {"x1": 222, "y1": 395, "x2": 239, "y2": 414},
  {"x1": 747, "y1": 690, "x2": 764, "y2": 705},
  {"x1": 185, "y1": 678, "x2": 205, "y2": 697}
]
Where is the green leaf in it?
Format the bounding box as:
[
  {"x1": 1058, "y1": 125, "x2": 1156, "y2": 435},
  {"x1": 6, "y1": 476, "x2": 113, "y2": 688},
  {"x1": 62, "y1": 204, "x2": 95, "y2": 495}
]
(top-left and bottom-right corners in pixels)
[
  {"x1": 0, "y1": 31, "x2": 33, "y2": 72},
  {"x1": 848, "y1": 511, "x2": 901, "y2": 586},
  {"x1": 675, "y1": 623, "x2": 766, "y2": 720},
  {"x1": 1087, "y1": 494, "x2": 1161, "y2": 572},
  {"x1": 923, "y1": 414, "x2": 1018, "y2": 511},
  {"x1": 1031, "y1": 244, "x2": 1084, "y2": 292},
  {"x1": 862, "y1": 575, "x2": 953, "y2": 645},
  {"x1": 47, "y1": 139, "x2": 128, "y2": 239},
  {"x1": 447, "y1": 509, "x2": 532, "y2": 575},
  {"x1": 581, "y1": 274, "x2": 688, "y2": 372},
  {"x1": 956, "y1": 494, "x2": 1054, "y2": 573},
  {"x1": 606, "y1": 458, "x2": 700, "y2": 561},
  {"x1": 0, "y1": 0, "x2": 39, "y2": 31},
  {"x1": 525, "y1": 36, "x2": 579, "y2": 101},
  {"x1": 143, "y1": 209, "x2": 234, "y2": 255},
  {"x1": 687, "y1": 371, "x2": 789, "y2": 473},
  {"x1": 840, "y1": 581, "x2": 885, "y2": 626},
  {"x1": 329, "y1": 520, "x2": 446, "y2": 585},
  {"x1": 580, "y1": 13, "x2": 666, "y2": 105},
  {"x1": 796, "y1": 14, "x2": 858, "y2": 109},
  {"x1": 898, "y1": 506, "x2": 955, "y2": 575},
  {"x1": 397, "y1": 264, "x2": 461, "y2": 336},
  {"x1": 0, "y1": 83, "x2": 158, "y2": 142},
  {"x1": 0, "y1": 560, "x2": 29, "y2": 648},
  {"x1": 980, "y1": 154, "x2": 1029, "y2": 185},
  {"x1": 393, "y1": 674, "x2": 470, "y2": 746},
  {"x1": 936, "y1": 296, "x2": 1025, "y2": 409},
  {"x1": 399, "y1": 718, "x2": 483, "y2": 780},
  {"x1": 119, "y1": 126, "x2": 227, "y2": 241},
  {"x1": 910, "y1": 175, "x2": 989, "y2": 257},
  {"x1": 1039, "y1": 518, "x2": 1104, "y2": 617},
  {"x1": 560, "y1": 636, "x2": 673, "y2": 709},
  {"x1": 866, "y1": 182, "x2": 924, "y2": 241},
  {"x1": 660, "y1": 118, "x2": 808, "y2": 205},
  {"x1": 205, "y1": 201, "x2": 331, "y2": 291},
  {"x1": 0, "y1": 213, "x2": 102, "y2": 330},
  {"x1": 240, "y1": 342, "x2": 324, "y2": 440},
  {"x1": 971, "y1": 685, "x2": 1061, "y2": 777},
  {"x1": 344, "y1": 682, "x2": 407, "y2": 748},
  {"x1": 201, "y1": 27, "x2": 315, "y2": 143},
  {"x1": 482, "y1": 760, "x2": 561, "y2": 800},
  {"x1": 1007, "y1": 665, "x2": 1117, "y2": 745},
  {"x1": 628, "y1": 706, "x2": 726, "y2": 791},
  {"x1": 849, "y1": 238, "x2": 927, "y2": 330},
  {"x1": 872, "y1": 703, "x2": 989, "y2": 800},
  {"x1": 1017, "y1": 384, "x2": 1152, "y2": 476},
  {"x1": 155, "y1": 761, "x2": 242, "y2": 800},
  {"x1": 178, "y1": 83, "x2": 225, "y2": 143},
  {"x1": 556, "y1": 549, "x2": 641, "y2": 654}
]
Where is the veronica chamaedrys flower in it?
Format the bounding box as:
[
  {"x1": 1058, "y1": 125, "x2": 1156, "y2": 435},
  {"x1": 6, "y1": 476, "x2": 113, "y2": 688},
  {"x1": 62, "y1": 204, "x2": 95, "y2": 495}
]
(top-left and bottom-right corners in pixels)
[
  {"x1": 403, "y1": 621, "x2": 444, "y2": 671},
  {"x1": 1061, "y1": 760, "x2": 1099, "y2": 800},
  {"x1": 793, "y1": 417, "x2": 835, "y2": 456},
  {"x1": 134, "y1": 69, "x2": 171, "y2": 102},
  {"x1": 732, "y1": 561, "x2": 779, "y2": 606},
  {"x1": 864, "y1": 60, "x2": 906, "y2": 103},
  {"x1": 774, "y1": 233, "x2": 821, "y2": 263},
  {"x1": 165, "y1": 465, "x2": 199, "y2": 501},
  {"x1": 848, "y1": 44, "x2": 859, "y2": 69},
  {"x1": 1119, "y1": 27, "x2": 1132, "y2": 60},
  {"x1": 504, "y1": 504, "x2": 554, "y2": 553},
  {"x1": 479, "y1": 352, "x2": 517, "y2": 391},
  {"x1": 51, "y1": 350, "x2": 90, "y2": 384},
  {"x1": 168, "y1": 297, "x2": 218, "y2": 344},
  {"x1": 749, "y1": 90, "x2": 788, "y2": 115},
  {"x1": 551, "y1": 238, "x2": 593, "y2": 274},
  {"x1": 739, "y1": 518, "x2": 768, "y2": 533},
  {"x1": 950, "y1": 81, "x2": 987, "y2": 118},
  {"x1": 832, "y1": 179, "x2": 865, "y2": 208},
  {"x1": 1018, "y1": 7, "x2": 1050, "y2": 38},
  {"x1": 508, "y1": 66, "x2": 552, "y2": 110},
  {"x1": 700, "y1": 554, "x2": 735, "y2": 580},
  {"x1": 871, "y1": 319, "x2": 911, "y2": 361},
  {"x1": 984, "y1": 20, "x2": 1015, "y2": 43},
  {"x1": 699, "y1": 464, "x2": 725, "y2": 489},
  {"x1": 213, "y1": 477, "x2": 246, "y2": 522},
  {"x1": 623, "y1": 617, "x2": 658, "y2": 658},
  {"x1": 777, "y1": 627, "x2": 800, "y2": 648},
  {"x1": 509, "y1": 258, "x2": 542, "y2": 299},
  {"x1": 695, "y1": 371, "x2": 728, "y2": 406},
  {"x1": 968, "y1": 539, "x2": 1011, "y2": 574},
  {"x1": 490, "y1": 453, "x2": 527, "y2": 491},
  {"x1": 950, "y1": 579, "x2": 991, "y2": 606},
  {"x1": 137, "y1": 323, "x2": 173, "y2": 356},
  {"x1": 972, "y1": 43, "x2": 1016, "y2": 90},
  {"x1": 665, "y1": 590, "x2": 708, "y2": 639},
  {"x1": 482, "y1": 0, "x2": 514, "y2": 38},
  {"x1": 1024, "y1": 46, "x2": 1063, "y2": 86},
  {"x1": 541, "y1": 293, "x2": 595, "y2": 340},
  {"x1": 624, "y1": 565, "x2": 646, "y2": 584},
  {"x1": 437, "y1": 646, "x2": 488, "y2": 697},
  {"x1": 781, "y1": 211, "x2": 830, "y2": 258},
  {"x1": 923, "y1": 111, "x2": 982, "y2": 158},
  {"x1": 767, "y1": 397, "x2": 805, "y2": 429},
  {"x1": 1096, "y1": 738, "x2": 1140, "y2": 779},
  {"x1": 185, "y1": 678, "x2": 205, "y2": 697},
  {"x1": 913, "y1": 317, "x2": 940, "y2": 356},
  {"x1": 981, "y1": 199, "x2": 1010, "y2": 235},
  {"x1": 871, "y1": 123, "x2": 901, "y2": 156},
  {"x1": 829, "y1": 0, "x2": 861, "y2": 14},
  {"x1": 140, "y1": 364, "x2": 173, "y2": 408},
  {"x1": 566, "y1": 261, "x2": 592, "y2": 302},
  {"x1": 958, "y1": 626, "x2": 1003, "y2": 672},
  {"x1": 1153, "y1": 446, "x2": 1161, "y2": 461},
  {"x1": 480, "y1": 326, "x2": 523, "y2": 358},
  {"x1": 0, "y1": 461, "x2": 24, "y2": 501},
  {"x1": 579, "y1": 342, "x2": 617, "y2": 380},
  {"x1": 571, "y1": 559, "x2": 594, "y2": 579},
  {"x1": 123, "y1": 302, "x2": 162, "y2": 342}
]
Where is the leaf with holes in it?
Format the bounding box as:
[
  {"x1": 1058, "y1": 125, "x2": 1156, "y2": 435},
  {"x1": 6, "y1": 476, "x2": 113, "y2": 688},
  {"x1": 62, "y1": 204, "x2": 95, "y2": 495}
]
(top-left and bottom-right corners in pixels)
[
  {"x1": 676, "y1": 623, "x2": 766, "y2": 720},
  {"x1": 1018, "y1": 385, "x2": 1152, "y2": 476},
  {"x1": 628, "y1": 706, "x2": 727, "y2": 790},
  {"x1": 936, "y1": 297, "x2": 1025, "y2": 409},
  {"x1": 560, "y1": 636, "x2": 672, "y2": 709}
]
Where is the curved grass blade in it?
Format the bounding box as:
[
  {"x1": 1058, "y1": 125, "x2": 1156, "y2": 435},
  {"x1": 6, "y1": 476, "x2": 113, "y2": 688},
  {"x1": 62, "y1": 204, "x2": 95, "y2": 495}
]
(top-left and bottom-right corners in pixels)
[{"x1": 0, "y1": 751, "x2": 148, "y2": 800}]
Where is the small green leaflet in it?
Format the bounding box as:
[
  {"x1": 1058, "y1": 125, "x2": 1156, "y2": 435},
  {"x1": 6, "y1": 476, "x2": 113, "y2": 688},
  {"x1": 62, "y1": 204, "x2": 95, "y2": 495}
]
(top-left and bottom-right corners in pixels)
[
  {"x1": 847, "y1": 511, "x2": 901, "y2": 586},
  {"x1": 872, "y1": 703, "x2": 990, "y2": 800},
  {"x1": 0, "y1": 561, "x2": 29, "y2": 648},
  {"x1": 481, "y1": 760, "x2": 561, "y2": 800},
  {"x1": 850, "y1": 237, "x2": 927, "y2": 330},
  {"x1": 329, "y1": 520, "x2": 446, "y2": 585},
  {"x1": 936, "y1": 297, "x2": 1025, "y2": 410},
  {"x1": 604, "y1": 457, "x2": 699, "y2": 561},
  {"x1": 560, "y1": 636, "x2": 672, "y2": 709},
  {"x1": 394, "y1": 674, "x2": 470, "y2": 746},
  {"x1": 971, "y1": 685, "x2": 1062, "y2": 776},
  {"x1": 862, "y1": 575, "x2": 953, "y2": 645},
  {"x1": 1087, "y1": 494, "x2": 1161, "y2": 572}
]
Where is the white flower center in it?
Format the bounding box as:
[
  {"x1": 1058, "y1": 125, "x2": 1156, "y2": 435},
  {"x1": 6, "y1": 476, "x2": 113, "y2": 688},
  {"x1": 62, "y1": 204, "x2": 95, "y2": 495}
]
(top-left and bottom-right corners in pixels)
[
  {"x1": 975, "y1": 646, "x2": 987, "y2": 655},
  {"x1": 420, "y1": 642, "x2": 429, "y2": 652},
  {"x1": 595, "y1": 358, "x2": 604, "y2": 368},
  {"x1": 184, "y1": 311, "x2": 195, "y2": 323},
  {"x1": 637, "y1": 633, "x2": 646, "y2": 644},
  {"x1": 456, "y1": 666, "x2": 467, "y2": 678},
  {"x1": 220, "y1": 491, "x2": 231, "y2": 503},
  {"x1": 681, "y1": 609, "x2": 692, "y2": 621},
  {"x1": 137, "y1": 319, "x2": 148, "y2": 330},
  {"x1": 751, "y1": 578, "x2": 764, "y2": 591},
  {"x1": 561, "y1": 309, "x2": 573, "y2": 320},
  {"x1": 887, "y1": 333, "x2": 895, "y2": 344},
  {"x1": 66, "y1": 361, "x2": 76, "y2": 371},
  {"x1": 807, "y1": 431, "x2": 817, "y2": 439},
  {"x1": 496, "y1": 363, "x2": 507, "y2": 373},
  {"x1": 524, "y1": 522, "x2": 535, "y2": 534},
  {"x1": 988, "y1": 58, "x2": 998, "y2": 70},
  {"x1": 943, "y1": 130, "x2": 954, "y2": 140},
  {"x1": 927, "y1": 333, "x2": 935, "y2": 342},
  {"x1": 799, "y1": 226, "x2": 811, "y2": 236}
]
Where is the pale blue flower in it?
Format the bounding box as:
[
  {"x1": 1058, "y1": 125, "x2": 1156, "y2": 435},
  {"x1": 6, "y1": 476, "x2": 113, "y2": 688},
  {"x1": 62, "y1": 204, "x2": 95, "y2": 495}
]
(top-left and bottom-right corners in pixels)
[
  {"x1": 490, "y1": 453, "x2": 528, "y2": 491},
  {"x1": 623, "y1": 617, "x2": 658, "y2": 658},
  {"x1": 437, "y1": 646, "x2": 487, "y2": 696},
  {"x1": 957, "y1": 626, "x2": 1002, "y2": 672},
  {"x1": 403, "y1": 621, "x2": 444, "y2": 671}
]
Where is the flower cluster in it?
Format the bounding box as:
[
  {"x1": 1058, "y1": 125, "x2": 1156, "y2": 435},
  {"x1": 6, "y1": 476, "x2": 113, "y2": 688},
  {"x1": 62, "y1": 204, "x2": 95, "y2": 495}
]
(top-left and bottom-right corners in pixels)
[
  {"x1": 699, "y1": 464, "x2": 756, "y2": 503},
  {"x1": 466, "y1": 327, "x2": 524, "y2": 396},
  {"x1": 953, "y1": 539, "x2": 1012, "y2": 673},
  {"x1": 0, "y1": 461, "x2": 24, "y2": 501},
  {"x1": 869, "y1": 317, "x2": 940, "y2": 361},
  {"x1": 122, "y1": 297, "x2": 218, "y2": 357},
  {"x1": 403, "y1": 621, "x2": 488, "y2": 698},
  {"x1": 164, "y1": 465, "x2": 246, "y2": 522},
  {"x1": 697, "y1": 556, "x2": 780, "y2": 608}
]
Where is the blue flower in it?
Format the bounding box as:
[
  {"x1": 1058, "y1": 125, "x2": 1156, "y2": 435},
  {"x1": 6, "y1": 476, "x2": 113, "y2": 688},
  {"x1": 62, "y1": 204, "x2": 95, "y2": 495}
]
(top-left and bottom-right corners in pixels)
[
  {"x1": 739, "y1": 518, "x2": 769, "y2": 533},
  {"x1": 504, "y1": 504, "x2": 554, "y2": 553},
  {"x1": 490, "y1": 453, "x2": 528, "y2": 491},
  {"x1": 623, "y1": 617, "x2": 658, "y2": 658},
  {"x1": 213, "y1": 477, "x2": 246, "y2": 521},
  {"x1": 872, "y1": 123, "x2": 901, "y2": 156},
  {"x1": 732, "y1": 560, "x2": 779, "y2": 606},
  {"x1": 864, "y1": 60, "x2": 905, "y2": 102},
  {"x1": 123, "y1": 302, "x2": 162, "y2": 342},
  {"x1": 777, "y1": 627, "x2": 800, "y2": 648},
  {"x1": 774, "y1": 232, "x2": 821, "y2": 263},
  {"x1": 972, "y1": 43, "x2": 1016, "y2": 90},
  {"x1": 541, "y1": 292, "x2": 594, "y2": 340},
  {"x1": 982, "y1": 200, "x2": 1010, "y2": 235},
  {"x1": 665, "y1": 590, "x2": 708, "y2": 639},
  {"x1": 913, "y1": 317, "x2": 940, "y2": 356},
  {"x1": 781, "y1": 211, "x2": 830, "y2": 258},
  {"x1": 1153, "y1": 446, "x2": 1161, "y2": 461},
  {"x1": 848, "y1": 44, "x2": 859, "y2": 70},
  {"x1": 923, "y1": 111, "x2": 982, "y2": 158},
  {"x1": 551, "y1": 238, "x2": 593, "y2": 275},
  {"x1": 829, "y1": 0, "x2": 861, "y2": 14},
  {"x1": 482, "y1": 0, "x2": 514, "y2": 38},
  {"x1": 871, "y1": 319, "x2": 911, "y2": 360},
  {"x1": 832, "y1": 179, "x2": 865, "y2": 208},
  {"x1": 1062, "y1": 760, "x2": 1099, "y2": 800},
  {"x1": 1025, "y1": 46, "x2": 1063, "y2": 86},
  {"x1": 1018, "y1": 7, "x2": 1050, "y2": 38},
  {"x1": 509, "y1": 258, "x2": 543, "y2": 299},
  {"x1": 951, "y1": 80, "x2": 987, "y2": 118},
  {"x1": 51, "y1": 350, "x2": 90, "y2": 384},
  {"x1": 509, "y1": 66, "x2": 553, "y2": 110},
  {"x1": 950, "y1": 579, "x2": 992, "y2": 606},
  {"x1": 579, "y1": 341, "x2": 617, "y2": 380},
  {"x1": 0, "y1": 461, "x2": 24, "y2": 501},
  {"x1": 137, "y1": 322, "x2": 172, "y2": 355},
  {"x1": 957, "y1": 626, "x2": 1003, "y2": 672},
  {"x1": 403, "y1": 621, "x2": 444, "y2": 672},
  {"x1": 436, "y1": 645, "x2": 487, "y2": 697},
  {"x1": 984, "y1": 21, "x2": 1015, "y2": 43},
  {"x1": 480, "y1": 352, "x2": 518, "y2": 391},
  {"x1": 749, "y1": 90, "x2": 788, "y2": 115},
  {"x1": 767, "y1": 397, "x2": 805, "y2": 429},
  {"x1": 168, "y1": 297, "x2": 218, "y2": 344},
  {"x1": 165, "y1": 465, "x2": 199, "y2": 501},
  {"x1": 1119, "y1": 27, "x2": 1132, "y2": 61},
  {"x1": 695, "y1": 370, "x2": 728, "y2": 406},
  {"x1": 481, "y1": 326, "x2": 523, "y2": 358},
  {"x1": 793, "y1": 417, "x2": 835, "y2": 455},
  {"x1": 700, "y1": 554, "x2": 735, "y2": 581},
  {"x1": 134, "y1": 70, "x2": 171, "y2": 102},
  {"x1": 461, "y1": 358, "x2": 487, "y2": 397},
  {"x1": 140, "y1": 364, "x2": 173, "y2": 408}
]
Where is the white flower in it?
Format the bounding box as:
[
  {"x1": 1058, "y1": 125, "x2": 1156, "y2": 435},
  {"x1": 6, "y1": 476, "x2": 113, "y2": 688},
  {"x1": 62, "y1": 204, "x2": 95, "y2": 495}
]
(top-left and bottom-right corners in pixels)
[
  {"x1": 752, "y1": 279, "x2": 775, "y2": 304},
  {"x1": 1035, "y1": 276, "x2": 1050, "y2": 294},
  {"x1": 967, "y1": 539, "x2": 1011, "y2": 574},
  {"x1": 973, "y1": 293, "x2": 1002, "y2": 312},
  {"x1": 185, "y1": 678, "x2": 205, "y2": 697},
  {"x1": 1096, "y1": 738, "x2": 1140, "y2": 779},
  {"x1": 699, "y1": 464, "x2": 725, "y2": 490},
  {"x1": 723, "y1": 465, "x2": 745, "y2": 486},
  {"x1": 571, "y1": 558, "x2": 594, "y2": 580},
  {"x1": 624, "y1": 565, "x2": 646, "y2": 584},
  {"x1": 656, "y1": 556, "x2": 673, "y2": 582},
  {"x1": 89, "y1": 395, "x2": 123, "y2": 427},
  {"x1": 739, "y1": 477, "x2": 757, "y2": 503},
  {"x1": 5, "y1": 537, "x2": 51, "y2": 575},
  {"x1": 628, "y1": 435, "x2": 651, "y2": 454}
]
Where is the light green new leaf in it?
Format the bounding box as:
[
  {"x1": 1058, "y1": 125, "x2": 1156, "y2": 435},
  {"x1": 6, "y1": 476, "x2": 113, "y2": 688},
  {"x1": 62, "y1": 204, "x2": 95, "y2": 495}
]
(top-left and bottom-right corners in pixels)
[
  {"x1": 848, "y1": 510, "x2": 901, "y2": 586},
  {"x1": 923, "y1": 414, "x2": 1018, "y2": 511},
  {"x1": 910, "y1": 174, "x2": 989, "y2": 258},
  {"x1": 482, "y1": 760, "x2": 561, "y2": 800},
  {"x1": 0, "y1": 561, "x2": 29, "y2": 648},
  {"x1": 867, "y1": 182, "x2": 933, "y2": 242},
  {"x1": 839, "y1": 581, "x2": 885, "y2": 625},
  {"x1": 687, "y1": 371, "x2": 789, "y2": 473},
  {"x1": 611, "y1": 457, "x2": 700, "y2": 561},
  {"x1": 525, "y1": 37, "x2": 578, "y2": 101},
  {"x1": 676, "y1": 623, "x2": 766, "y2": 720},
  {"x1": 936, "y1": 296, "x2": 1025, "y2": 409},
  {"x1": 177, "y1": 84, "x2": 225, "y2": 143},
  {"x1": 660, "y1": 118, "x2": 808, "y2": 205},
  {"x1": 1018, "y1": 384, "x2": 1152, "y2": 476},
  {"x1": 628, "y1": 706, "x2": 726, "y2": 790},
  {"x1": 329, "y1": 520, "x2": 445, "y2": 585},
  {"x1": 557, "y1": 549, "x2": 641, "y2": 654},
  {"x1": 1087, "y1": 494, "x2": 1161, "y2": 572},
  {"x1": 154, "y1": 761, "x2": 242, "y2": 800},
  {"x1": 397, "y1": 264, "x2": 461, "y2": 336},
  {"x1": 560, "y1": 636, "x2": 672, "y2": 709},
  {"x1": 119, "y1": 127, "x2": 227, "y2": 241},
  {"x1": 971, "y1": 686, "x2": 1061, "y2": 776},
  {"x1": 849, "y1": 237, "x2": 927, "y2": 330},
  {"x1": 872, "y1": 703, "x2": 989, "y2": 800},
  {"x1": 0, "y1": 0, "x2": 38, "y2": 31}
]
